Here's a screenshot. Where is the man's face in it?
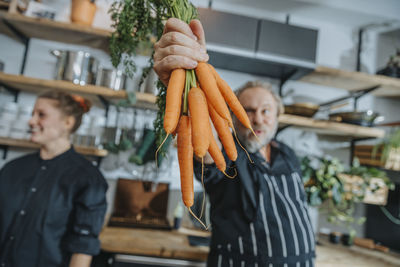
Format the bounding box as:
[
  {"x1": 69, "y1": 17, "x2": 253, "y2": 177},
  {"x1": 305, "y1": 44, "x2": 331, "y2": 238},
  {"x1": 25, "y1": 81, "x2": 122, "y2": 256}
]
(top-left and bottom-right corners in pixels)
[{"x1": 234, "y1": 87, "x2": 279, "y2": 153}]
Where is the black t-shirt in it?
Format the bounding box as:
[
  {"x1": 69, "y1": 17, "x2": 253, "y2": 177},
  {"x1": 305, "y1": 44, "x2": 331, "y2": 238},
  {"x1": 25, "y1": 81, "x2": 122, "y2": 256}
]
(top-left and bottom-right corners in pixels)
[{"x1": 0, "y1": 147, "x2": 108, "y2": 267}]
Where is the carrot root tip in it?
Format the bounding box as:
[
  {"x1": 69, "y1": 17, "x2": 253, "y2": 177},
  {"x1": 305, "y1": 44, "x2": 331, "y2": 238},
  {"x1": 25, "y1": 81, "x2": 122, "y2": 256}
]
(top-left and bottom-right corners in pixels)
[
  {"x1": 155, "y1": 133, "x2": 170, "y2": 168},
  {"x1": 233, "y1": 129, "x2": 254, "y2": 164},
  {"x1": 250, "y1": 127, "x2": 260, "y2": 143},
  {"x1": 223, "y1": 169, "x2": 237, "y2": 179},
  {"x1": 188, "y1": 207, "x2": 209, "y2": 230},
  {"x1": 199, "y1": 157, "x2": 206, "y2": 220}
]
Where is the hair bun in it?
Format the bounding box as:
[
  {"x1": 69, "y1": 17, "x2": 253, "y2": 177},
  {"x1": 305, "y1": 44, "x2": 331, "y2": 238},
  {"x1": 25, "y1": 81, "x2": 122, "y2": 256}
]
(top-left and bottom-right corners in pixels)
[{"x1": 71, "y1": 94, "x2": 90, "y2": 113}]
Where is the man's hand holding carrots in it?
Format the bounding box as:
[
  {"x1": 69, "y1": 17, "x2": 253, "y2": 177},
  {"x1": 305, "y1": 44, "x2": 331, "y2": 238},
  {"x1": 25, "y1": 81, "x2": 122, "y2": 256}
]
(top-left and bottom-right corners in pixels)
[{"x1": 153, "y1": 18, "x2": 209, "y2": 86}]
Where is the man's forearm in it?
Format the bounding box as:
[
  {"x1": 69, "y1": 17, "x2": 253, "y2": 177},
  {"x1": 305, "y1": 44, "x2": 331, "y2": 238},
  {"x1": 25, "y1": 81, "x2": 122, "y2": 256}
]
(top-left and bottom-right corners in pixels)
[{"x1": 69, "y1": 253, "x2": 92, "y2": 267}]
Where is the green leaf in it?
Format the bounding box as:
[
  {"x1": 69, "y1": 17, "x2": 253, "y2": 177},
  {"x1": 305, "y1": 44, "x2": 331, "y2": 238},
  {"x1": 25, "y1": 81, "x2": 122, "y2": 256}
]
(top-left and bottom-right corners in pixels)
[
  {"x1": 104, "y1": 142, "x2": 120, "y2": 154},
  {"x1": 310, "y1": 190, "x2": 322, "y2": 206},
  {"x1": 127, "y1": 91, "x2": 137, "y2": 105},
  {"x1": 332, "y1": 183, "x2": 342, "y2": 204},
  {"x1": 119, "y1": 138, "x2": 133, "y2": 151}
]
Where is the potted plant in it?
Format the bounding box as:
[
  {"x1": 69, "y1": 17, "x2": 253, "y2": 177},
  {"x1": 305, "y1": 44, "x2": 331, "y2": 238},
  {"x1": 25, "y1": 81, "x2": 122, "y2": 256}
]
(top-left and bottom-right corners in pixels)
[
  {"x1": 374, "y1": 128, "x2": 400, "y2": 171},
  {"x1": 300, "y1": 156, "x2": 394, "y2": 245}
]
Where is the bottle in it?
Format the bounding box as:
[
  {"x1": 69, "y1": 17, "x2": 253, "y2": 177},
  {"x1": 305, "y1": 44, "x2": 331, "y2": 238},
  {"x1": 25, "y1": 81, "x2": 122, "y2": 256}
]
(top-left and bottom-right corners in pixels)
[{"x1": 173, "y1": 203, "x2": 184, "y2": 230}]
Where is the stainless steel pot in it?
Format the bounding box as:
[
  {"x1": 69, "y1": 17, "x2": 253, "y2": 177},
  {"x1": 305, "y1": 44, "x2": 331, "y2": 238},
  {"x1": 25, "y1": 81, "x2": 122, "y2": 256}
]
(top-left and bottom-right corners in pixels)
[
  {"x1": 329, "y1": 110, "x2": 384, "y2": 127},
  {"x1": 139, "y1": 69, "x2": 159, "y2": 95},
  {"x1": 96, "y1": 68, "x2": 127, "y2": 91},
  {"x1": 51, "y1": 50, "x2": 98, "y2": 85}
]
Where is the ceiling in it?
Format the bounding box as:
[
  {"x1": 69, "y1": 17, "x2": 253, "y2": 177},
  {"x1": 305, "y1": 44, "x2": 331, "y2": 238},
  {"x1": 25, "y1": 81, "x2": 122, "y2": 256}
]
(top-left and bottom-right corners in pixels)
[{"x1": 206, "y1": 0, "x2": 400, "y2": 28}]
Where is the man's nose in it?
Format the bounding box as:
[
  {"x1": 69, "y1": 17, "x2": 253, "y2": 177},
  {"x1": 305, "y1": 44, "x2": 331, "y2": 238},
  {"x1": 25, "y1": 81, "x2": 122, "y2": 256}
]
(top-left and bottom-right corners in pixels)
[{"x1": 253, "y1": 110, "x2": 263, "y2": 125}]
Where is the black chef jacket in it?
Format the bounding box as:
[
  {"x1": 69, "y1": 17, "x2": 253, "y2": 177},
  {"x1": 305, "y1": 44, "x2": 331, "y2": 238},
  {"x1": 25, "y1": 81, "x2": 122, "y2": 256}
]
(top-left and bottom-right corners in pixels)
[
  {"x1": 194, "y1": 140, "x2": 316, "y2": 267},
  {"x1": 0, "y1": 147, "x2": 108, "y2": 267}
]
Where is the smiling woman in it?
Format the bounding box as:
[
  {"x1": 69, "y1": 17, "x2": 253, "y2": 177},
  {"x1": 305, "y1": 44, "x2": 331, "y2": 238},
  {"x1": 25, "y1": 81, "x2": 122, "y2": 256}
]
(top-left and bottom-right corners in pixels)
[
  {"x1": 29, "y1": 91, "x2": 92, "y2": 159},
  {"x1": 0, "y1": 91, "x2": 107, "y2": 267}
]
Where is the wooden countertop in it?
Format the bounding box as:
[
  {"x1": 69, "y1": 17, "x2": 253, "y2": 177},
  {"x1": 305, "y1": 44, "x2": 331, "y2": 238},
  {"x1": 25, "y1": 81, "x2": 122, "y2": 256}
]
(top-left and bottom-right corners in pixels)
[
  {"x1": 99, "y1": 226, "x2": 210, "y2": 262},
  {"x1": 316, "y1": 237, "x2": 400, "y2": 267},
  {"x1": 100, "y1": 227, "x2": 400, "y2": 266}
]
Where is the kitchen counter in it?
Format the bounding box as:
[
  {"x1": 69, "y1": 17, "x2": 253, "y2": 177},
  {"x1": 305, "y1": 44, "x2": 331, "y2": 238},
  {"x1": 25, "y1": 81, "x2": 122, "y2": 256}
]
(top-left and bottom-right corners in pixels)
[
  {"x1": 99, "y1": 226, "x2": 209, "y2": 262},
  {"x1": 100, "y1": 227, "x2": 400, "y2": 266},
  {"x1": 315, "y1": 237, "x2": 400, "y2": 267}
]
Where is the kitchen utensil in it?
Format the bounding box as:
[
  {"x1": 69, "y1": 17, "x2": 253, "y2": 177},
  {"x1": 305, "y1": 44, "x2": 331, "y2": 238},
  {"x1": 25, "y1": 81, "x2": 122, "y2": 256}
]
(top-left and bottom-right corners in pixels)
[
  {"x1": 376, "y1": 49, "x2": 400, "y2": 78},
  {"x1": 139, "y1": 69, "x2": 158, "y2": 95},
  {"x1": 109, "y1": 179, "x2": 171, "y2": 229},
  {"x1": 51, "y1": 50, "x2": 98, "y2": 85},
  {"x1": 284, "y1": 102, "x2": 319, "y2": 117},
  {"x1": 70, "y1": 0, "x2": 97, "y2": 26},
  {"x1": 341, "y1": 233, "x2": 354, "y2": 246},
  {"x1": 95, "y1": 68, "x2": 126, "y2": 91},
  {"x1": 353, "y1": 237, "x2": 375, "y2": 249},
  {"x1": 329, "y1": 232, "x2": 341, "y2": 244},
  {"x1": 329, "y1": 110, "x2": 384, "y2": 126}
]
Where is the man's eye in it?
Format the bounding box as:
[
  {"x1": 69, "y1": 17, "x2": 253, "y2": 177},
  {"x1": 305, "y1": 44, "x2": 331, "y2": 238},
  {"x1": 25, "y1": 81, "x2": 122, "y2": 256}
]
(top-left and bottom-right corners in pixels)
[{"x1": 262, "y1": 109, "x2": 270, "y2": 115}]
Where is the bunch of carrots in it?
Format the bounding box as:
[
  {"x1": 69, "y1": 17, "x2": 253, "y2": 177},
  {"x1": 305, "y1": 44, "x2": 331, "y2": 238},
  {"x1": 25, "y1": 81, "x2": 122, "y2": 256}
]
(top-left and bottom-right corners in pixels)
[
  {"x1": 109, "y1": 0, "x2": 255, "y2": 226},
  {"x1": 157, "y1": 62, "x2": 255, "y2": 226}
]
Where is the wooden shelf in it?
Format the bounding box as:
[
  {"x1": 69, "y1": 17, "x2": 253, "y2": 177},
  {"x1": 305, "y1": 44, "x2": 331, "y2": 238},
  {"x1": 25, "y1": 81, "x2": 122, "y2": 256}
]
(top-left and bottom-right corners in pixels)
[
  {"x1": 300, "y1": 66, "x2": 400, "y2": 98},
  {"x1": 0, "y1": 137, "x2": 108, "y2": 157},
  {"x1": 0, "y1": 72, "x2": 157, "y2": 105},
  {"x1": 279, "y1": 114, "x2": 385, "y2": 139},
  {"x1": 0, "y1": 12, "x2": 111, "y2": 51},
  {"x1": 0, "y1": 1, "x2": 9, "y2": 10}
]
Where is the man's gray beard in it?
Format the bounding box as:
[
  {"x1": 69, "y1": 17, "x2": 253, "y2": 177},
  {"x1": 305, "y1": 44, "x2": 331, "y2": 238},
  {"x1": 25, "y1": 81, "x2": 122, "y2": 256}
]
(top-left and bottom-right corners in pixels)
[{"x1": 236, "y1": 122, "x2": 278, "y2": 153}]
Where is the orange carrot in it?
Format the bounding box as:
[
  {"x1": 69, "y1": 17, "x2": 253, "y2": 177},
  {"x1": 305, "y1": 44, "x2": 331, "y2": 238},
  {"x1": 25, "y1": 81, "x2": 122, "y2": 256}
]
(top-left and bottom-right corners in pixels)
[
  {"x1": 207, "y1": 102, "x2": 237, "y2": 161},
  {"x1": 208, "y1": 130, "x2": 237, "y2": 179},
  {"x1": 188, "y1": 87, "x2": 211, "y2": 158},
  {"x1": 163, "y1": 69, "x2": 186, "y2": 134},
  {"x1": 208, "y1": 133, "x2": 226, "y2": 172},
  {"x1": 177, "y1": 115, "x2": 194, "y2": 208},
  {"x1": 195, "y1": 62, "x2": 233, "y2": 127},
  {"x1": 208, "y1": 64, "x2": 252, "y2": 131}
]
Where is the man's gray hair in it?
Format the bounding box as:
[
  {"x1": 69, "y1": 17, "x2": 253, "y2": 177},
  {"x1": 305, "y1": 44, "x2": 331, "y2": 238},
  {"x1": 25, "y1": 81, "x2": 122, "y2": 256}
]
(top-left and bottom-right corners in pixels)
[{"x1": 235, "y1": 80, "x2": 284, "y2": 116}]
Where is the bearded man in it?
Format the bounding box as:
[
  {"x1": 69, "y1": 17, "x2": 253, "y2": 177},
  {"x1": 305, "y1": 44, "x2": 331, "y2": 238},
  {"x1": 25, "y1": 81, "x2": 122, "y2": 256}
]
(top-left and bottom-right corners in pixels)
[
  {"x1": 193, "y1": 81, "x2": 316, "y2": 267},
  {"x1": 153, "y1": 18, "x2": 316, "y2": 267}
]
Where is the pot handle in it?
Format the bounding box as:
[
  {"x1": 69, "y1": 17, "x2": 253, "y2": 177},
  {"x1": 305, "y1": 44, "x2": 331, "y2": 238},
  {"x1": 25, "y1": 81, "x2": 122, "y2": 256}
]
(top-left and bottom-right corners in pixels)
[
  {"x1": 95, "y1": 66, "x2": 103, "y2": 86},
  {"x1": 374, "y1": 116, "x2": 385, "y2": 124},
  {"x1": 50, "y1": 50, "x2": 61, "y2": 57}
]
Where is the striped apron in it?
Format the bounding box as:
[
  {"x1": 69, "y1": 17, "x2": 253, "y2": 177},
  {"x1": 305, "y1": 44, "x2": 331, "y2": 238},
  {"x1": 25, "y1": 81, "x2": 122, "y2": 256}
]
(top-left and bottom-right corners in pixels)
[{"x1": 203, "y1": 141, "x2": 316, "y2": 267}]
